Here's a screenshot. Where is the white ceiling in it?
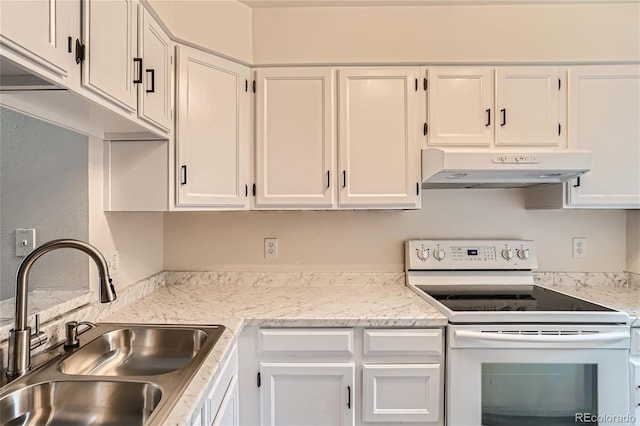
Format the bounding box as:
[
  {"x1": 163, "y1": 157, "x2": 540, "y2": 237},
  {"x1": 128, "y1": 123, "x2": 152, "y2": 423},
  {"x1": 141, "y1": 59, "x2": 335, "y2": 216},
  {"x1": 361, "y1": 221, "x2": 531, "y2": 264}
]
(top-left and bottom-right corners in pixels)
[{"x1": 238, "y1": 0, "x2": 636, "y2": 7}]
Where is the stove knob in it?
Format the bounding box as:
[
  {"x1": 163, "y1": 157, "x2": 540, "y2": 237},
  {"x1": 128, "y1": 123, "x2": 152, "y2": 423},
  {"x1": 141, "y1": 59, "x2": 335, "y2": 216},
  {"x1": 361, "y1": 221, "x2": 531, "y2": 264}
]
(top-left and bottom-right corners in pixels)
[
  {"x1": 416, "y1": 248, "x2": 429, "y2": 261},
  {"x1": 433, "y1": 248, "x2": 446, "y2": 261},
  {"x1": 501, "y1": 248, "x2": 513, "y2": 261},
  {"x1": 517, "y1": 248, "x2": 530, "y2": 260}
]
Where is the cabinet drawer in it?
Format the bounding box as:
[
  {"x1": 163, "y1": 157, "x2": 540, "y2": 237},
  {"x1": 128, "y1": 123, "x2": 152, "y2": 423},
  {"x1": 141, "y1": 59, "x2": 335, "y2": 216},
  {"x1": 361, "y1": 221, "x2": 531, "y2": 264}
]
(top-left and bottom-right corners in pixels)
[
  {"x1": 631, "y1": 328, "x2": 640, "y2": 355},
  {"x1": 259, "y1": 329, "x2": 354, "y2": 355},
  {"x1": 364, "y1": 329, "x2": 442, "y2": 356}
]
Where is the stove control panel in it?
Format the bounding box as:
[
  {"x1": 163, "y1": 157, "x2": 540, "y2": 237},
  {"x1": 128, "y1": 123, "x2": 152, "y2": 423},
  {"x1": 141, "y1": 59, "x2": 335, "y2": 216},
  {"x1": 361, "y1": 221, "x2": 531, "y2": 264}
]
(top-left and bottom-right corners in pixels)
[{"x1": 406, "y1": 240, "x2": 537, "y2": 270}]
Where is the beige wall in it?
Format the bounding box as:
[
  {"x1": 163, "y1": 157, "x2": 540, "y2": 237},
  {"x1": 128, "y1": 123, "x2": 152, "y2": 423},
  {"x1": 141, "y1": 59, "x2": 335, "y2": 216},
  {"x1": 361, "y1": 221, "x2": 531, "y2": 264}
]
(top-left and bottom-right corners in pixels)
[
  {"x1": 88, "y1": 138, "x2": 164, "y2": 293},
  {"x1": 252, "y1": 3, "x2": 640, "y2": 65},
  {"x1": 628, "y1": 210, "x2": 640, "y2": 274},
  {"x1": 164, "y1": 189, "x2": 626, "y2": 273},
  {"x1": 148, "y1": 0, "x2": 253, "y2": 63}
]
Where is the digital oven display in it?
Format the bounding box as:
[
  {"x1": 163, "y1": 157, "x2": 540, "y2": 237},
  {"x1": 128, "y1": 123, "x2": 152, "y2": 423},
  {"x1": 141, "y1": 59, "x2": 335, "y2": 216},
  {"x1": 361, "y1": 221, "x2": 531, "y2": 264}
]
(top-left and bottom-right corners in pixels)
[{"x1": 467, "y1": 249, "x2": 478, "y2": 256}]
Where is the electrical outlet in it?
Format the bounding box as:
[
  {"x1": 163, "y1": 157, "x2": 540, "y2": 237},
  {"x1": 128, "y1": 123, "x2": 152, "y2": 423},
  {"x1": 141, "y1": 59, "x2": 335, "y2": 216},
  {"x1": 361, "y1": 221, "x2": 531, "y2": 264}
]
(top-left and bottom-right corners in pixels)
[
  {"x1": 264, "y1": 238, "x2": 278, "y2": 259},
  {"x1": 107, "y1": 250, "x2": 120, "y2": 275},
  {"x1": 572, "y1": 238, "x2": 587, "y2": 258}
]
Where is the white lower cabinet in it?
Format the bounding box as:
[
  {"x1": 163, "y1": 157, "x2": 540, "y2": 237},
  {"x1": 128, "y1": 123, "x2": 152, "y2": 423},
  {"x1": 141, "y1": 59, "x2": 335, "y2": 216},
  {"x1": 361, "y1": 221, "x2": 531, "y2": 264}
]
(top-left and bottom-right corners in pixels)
[
  {"x1": 190, "y1": 344, "x2": 239, "y2": 426},
  {"x1": 239, "y1": 327, "x2": 444, "y2": 426},
  {"x1": 631, "y1": 328, "x2": 640, "y2": 426},
  {"x1": 260, "y1": 363, "x2": 356, "y2": 425},
  {"x1": 362, "y1": 364, "x2": 440, "y2": 423}
]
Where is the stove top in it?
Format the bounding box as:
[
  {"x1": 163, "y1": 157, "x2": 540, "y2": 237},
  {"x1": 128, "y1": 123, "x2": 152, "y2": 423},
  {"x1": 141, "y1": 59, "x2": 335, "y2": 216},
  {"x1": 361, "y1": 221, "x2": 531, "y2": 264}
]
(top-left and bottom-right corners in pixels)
[
  {"x1": 418, "y1": 285, "x2": 616, "y2": 313},
  {"x1": 405, "y1": 239, "x2": 629, "y2": 324}
]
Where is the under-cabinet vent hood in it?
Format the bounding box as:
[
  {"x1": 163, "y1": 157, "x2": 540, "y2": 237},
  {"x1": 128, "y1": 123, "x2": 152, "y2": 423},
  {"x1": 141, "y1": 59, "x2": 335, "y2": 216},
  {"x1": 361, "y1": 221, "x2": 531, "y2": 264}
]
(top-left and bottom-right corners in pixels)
[{"x1": 422, "y1": 147, "x2": 591, "y2": 189}]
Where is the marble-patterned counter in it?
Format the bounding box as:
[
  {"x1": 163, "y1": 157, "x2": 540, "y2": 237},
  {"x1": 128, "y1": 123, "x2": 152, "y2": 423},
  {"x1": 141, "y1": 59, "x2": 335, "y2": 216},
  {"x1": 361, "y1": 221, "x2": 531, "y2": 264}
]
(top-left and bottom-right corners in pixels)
[
  {"x1": 102, "y1": 271, "x2": 447, "y2": 425},
  {"x1": 534, "y1": 272, "x2": 640, "y2": 325}
]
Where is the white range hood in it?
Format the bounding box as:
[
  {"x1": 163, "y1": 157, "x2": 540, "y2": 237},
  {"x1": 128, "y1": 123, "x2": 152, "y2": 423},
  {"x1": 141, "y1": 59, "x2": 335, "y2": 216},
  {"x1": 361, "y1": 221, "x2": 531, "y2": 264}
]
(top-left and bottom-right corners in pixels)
[{"x1": 422, "y1": 147, "x2": 591, "y2": 189}]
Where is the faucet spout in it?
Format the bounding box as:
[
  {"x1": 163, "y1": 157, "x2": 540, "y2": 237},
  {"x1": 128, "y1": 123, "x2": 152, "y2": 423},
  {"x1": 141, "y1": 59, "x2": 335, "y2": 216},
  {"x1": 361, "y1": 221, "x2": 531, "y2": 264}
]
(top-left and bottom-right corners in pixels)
[{"x1": 7, "y1": 239, "x2": 117, "y2": 380}]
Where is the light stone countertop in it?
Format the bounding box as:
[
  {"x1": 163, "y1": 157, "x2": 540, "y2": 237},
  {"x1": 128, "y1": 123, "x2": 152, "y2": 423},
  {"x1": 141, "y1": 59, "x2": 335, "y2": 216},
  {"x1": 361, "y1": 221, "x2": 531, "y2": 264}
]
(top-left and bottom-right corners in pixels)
[{"x1": 102, "y1": 271, "x2": 448, "y2": 425}]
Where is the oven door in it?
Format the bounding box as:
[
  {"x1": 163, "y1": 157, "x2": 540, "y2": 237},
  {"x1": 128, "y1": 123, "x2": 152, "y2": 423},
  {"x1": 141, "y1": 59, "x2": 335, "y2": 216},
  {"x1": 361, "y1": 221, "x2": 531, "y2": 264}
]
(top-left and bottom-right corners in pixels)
[{"x1": 447, "y1": 324, "x2": 631, "y2": 426}]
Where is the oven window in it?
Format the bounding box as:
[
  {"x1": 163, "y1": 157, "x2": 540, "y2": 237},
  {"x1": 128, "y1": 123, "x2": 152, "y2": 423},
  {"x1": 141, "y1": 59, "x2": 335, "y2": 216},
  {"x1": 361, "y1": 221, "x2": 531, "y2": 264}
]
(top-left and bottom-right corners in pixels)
[{"x1": 482, "y1": 363, "x2": 598, "y2": 425}]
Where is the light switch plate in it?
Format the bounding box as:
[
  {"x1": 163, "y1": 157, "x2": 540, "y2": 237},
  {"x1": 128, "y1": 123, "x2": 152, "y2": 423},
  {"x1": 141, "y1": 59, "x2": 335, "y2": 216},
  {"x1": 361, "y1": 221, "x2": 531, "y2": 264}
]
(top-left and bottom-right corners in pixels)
[{"x1": 15, "y1": 228, "x2": 36, "y2": 256}]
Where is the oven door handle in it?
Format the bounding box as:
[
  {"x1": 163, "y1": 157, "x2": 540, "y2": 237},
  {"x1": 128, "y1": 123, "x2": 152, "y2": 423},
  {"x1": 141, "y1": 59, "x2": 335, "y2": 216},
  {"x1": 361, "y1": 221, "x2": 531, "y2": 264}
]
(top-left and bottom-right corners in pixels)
[{"x1": 454, "y1": 330, "x2": 630, "y2": 344}]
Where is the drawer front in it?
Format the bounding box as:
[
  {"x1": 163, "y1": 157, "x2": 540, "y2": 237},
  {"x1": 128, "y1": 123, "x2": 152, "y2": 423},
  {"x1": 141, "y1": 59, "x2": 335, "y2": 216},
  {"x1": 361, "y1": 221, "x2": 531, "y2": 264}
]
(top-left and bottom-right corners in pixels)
[
  {"x1": 631, "y1": 328, "x2": 640, "y2": 355},
  {"x1": 362, "y1": 363, "x2": 441, "y2": 423},
  {"x1": 259, "y1": 329, "x2": 354, "y2": 355},
  {"x1": 364, "y1": 329, "x2": 442, "y2": 356}
]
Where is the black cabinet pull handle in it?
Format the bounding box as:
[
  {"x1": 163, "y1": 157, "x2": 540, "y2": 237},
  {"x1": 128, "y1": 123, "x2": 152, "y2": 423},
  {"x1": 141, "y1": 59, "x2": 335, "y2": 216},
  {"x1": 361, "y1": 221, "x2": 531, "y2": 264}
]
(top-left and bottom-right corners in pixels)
[
  {"x1": 180, "y1": 165, "x2": 187, "y2": 185},
  {"x1": 68, "y1": 37, "x2": 72, "y2": 53},
  {"x1": 573, "y1": 177, "x2": 581, "y2": 188},
  {"x1": 423, "y1": 123, "x2": 428, "y2": 136},
  {"x1": 500, "y1": 108, "x2": 506, "y2": 126},
  {"x1": 342, "y1": 171, "x2": 347, "y2": 188},
  {"x1": 146, "y1": 69, "x2": 155, "y2": 93},
  {"x1": 326, "y1": 170, "x2": 330, "y2": 188},
  {"x1": 245, "y1": 79, "x2": 248, "y2": 92},
  {"x1": 252, "y1": 183, "x2": 256, "y2": 196},
  {"x1": 347, "y1": 385, "x2": 351, "y2": 409},
  {"x1": 133, "y1": 58, "x2": 143, "y2": 83},
  {"x1": 245, "y1": 184, "x2": 248, "y2": 197},
  {"x1": 485, "y1": 109, "x2": 491, "y2": 127},
  {"x1": 416, "y1": 182, "x2": 420, "y2": 196}
]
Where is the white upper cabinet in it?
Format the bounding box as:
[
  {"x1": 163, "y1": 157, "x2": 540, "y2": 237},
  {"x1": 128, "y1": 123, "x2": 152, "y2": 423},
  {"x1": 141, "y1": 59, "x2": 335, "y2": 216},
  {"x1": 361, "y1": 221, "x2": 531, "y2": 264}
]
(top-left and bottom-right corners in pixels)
[
  {"x1": 427, "y1": 67, "x2": 494, "y2": 146},
  {"x1": 495, "y1": 67, "x2": 561, "y2": 147},
  {"x1": 176, "y1": 45, "x2": 250, "y2": 209},
  {"x1": 137, "y1": 6, "x2": 173, "y2": 132},
  {"x1": 82, "y1": 0, "x2": 138, "y2": 112},
  {"x1": 338, "y1": 68, "x2": 421, "y2": 209},
  {"x1": 566, "y1": 65, "x2": 640, "y2": 208},
  {"x1": 255, "y1": 68, "x2": 335, "y2": 208},
  {"x1": 425, "y1": 66, "x2": 562, "y2": 148},
  {"x1": 0, "y1": 0, "x2": 80, "y2": 83}
]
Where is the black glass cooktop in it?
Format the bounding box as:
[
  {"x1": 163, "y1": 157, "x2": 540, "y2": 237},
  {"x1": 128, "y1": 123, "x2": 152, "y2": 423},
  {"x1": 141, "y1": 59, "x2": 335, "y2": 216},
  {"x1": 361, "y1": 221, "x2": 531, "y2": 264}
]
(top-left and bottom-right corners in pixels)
[{"x1": 417, "y1": 285, "x2": 615, "y2": 312}]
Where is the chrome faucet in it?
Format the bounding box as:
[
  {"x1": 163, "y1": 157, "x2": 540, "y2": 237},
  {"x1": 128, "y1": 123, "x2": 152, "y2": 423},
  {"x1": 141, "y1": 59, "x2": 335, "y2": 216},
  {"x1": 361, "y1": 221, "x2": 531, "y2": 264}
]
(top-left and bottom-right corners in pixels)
[{"x1": 6, "y1": 239, "x2": 117, "y2": 380}]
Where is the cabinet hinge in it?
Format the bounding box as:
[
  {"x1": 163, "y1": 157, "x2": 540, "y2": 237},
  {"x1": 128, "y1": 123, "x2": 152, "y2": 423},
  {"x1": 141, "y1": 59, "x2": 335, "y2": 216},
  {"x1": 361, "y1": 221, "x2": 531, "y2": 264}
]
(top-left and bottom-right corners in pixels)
[
  {"x1": 558, "y1": 123, "x2": 561, "y2": 136},
  {"x1": 423, "y1": 78, "x2": 428, "y2": 91},
  {"x1": 253, "y1": 80, "x2": 256, "y2": 93},
  {"x1": 75, "y1": 39, "x2": 85, "y2": 64},
  {"x1": 573, "y1": 176, "x2": 581, "y2": 188},
  {"x1": 423, "y1": 123, "x2": 428, "y2": 136},
  {"x1": 257, "y1": 372, "x2": 261, "y2": 388}
]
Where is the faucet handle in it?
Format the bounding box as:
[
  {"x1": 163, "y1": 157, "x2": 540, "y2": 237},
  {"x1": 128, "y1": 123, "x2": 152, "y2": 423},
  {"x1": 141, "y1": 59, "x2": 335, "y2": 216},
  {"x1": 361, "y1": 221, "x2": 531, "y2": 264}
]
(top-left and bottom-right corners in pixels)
[
  {"x1": 29, "y1": 314, "x2": 48, "y2": 350},
  {"x1": 34, "y1": 314, "x2": 40, "y2": 335}
]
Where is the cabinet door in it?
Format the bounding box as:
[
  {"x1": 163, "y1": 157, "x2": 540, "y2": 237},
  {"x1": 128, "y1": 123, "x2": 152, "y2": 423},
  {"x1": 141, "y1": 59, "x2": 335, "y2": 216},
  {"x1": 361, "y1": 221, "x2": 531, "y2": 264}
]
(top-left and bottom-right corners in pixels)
[
  {"x1": 427, "y1": 67, "x2": 494, "y2": 146},
  {"x1": 211, "y1": 376, "x2": 239, "y2": 426},
  {"x1": 495, "y1": 67, "x2": 560, "y2": 147},
  {"x1": 176, "y1": 46, "x2": 250, "y2": 208},
  {"x1": 338, "y1": 68, "x2": 420, "y2": 209},
  {"x1": 255, "y1": 68, "x2": 335, "y2": 208},
  {"x1": 362, "y1": 364, "x2": 441, "y2": 423},
  {"x1": 0, "y1": 0, "x2": 80, "y2": 81},
  {"x1": 82, "y1": 0, "x2": 137, "y2": 112},
  {"x1": 138, "y1": 6, "x2": 173, "y2": 132},
  {"x1": 567, "y1": 65, "x2": 640, "y2": 208},
  {"x1": 260, "y1": 363, "x2": 355, "y2": 426}
]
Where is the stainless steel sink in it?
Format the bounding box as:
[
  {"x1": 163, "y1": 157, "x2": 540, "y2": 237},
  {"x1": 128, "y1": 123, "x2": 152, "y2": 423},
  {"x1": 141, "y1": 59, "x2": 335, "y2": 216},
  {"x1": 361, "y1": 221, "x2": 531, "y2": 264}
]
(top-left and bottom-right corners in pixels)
[
  {"x1": 58, "y1": 327, "x2": 209, "y2": 376},
  {"x1": 0, "y1": 323, "x2": 226, "y2": 425},
  {"x1": 0, "y1": 380, "x2": 161, "y2": 425}
]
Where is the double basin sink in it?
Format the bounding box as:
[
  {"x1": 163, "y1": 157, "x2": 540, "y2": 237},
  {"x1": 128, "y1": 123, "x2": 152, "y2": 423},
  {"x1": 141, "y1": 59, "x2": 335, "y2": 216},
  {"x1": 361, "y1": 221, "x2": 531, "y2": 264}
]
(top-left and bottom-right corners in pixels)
[{"x1": 0, "y1": 323, "x2": 226, "y2": 425}]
